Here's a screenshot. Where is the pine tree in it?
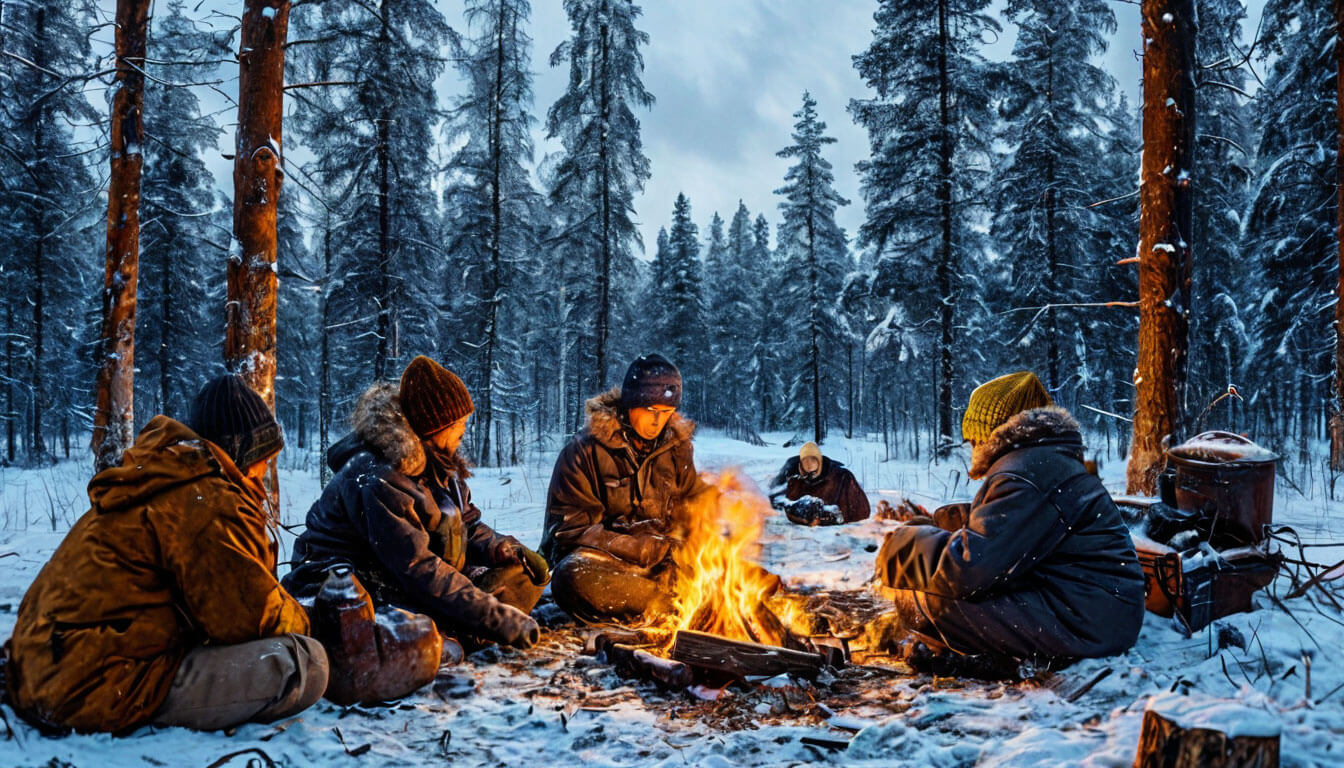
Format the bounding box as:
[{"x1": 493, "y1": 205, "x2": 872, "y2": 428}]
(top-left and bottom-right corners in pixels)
[
  {"x1": 1187, "y1": 0, "x2": 1254, "y2": 433},
  {"x1": 276, "y1": 191, "x2": 318, "y2": 450},
  {"x1": 703, "y1": 202, "x2": 760, "y2": 428},
  {"x1": 991, "y1": 0, "x2": 1118, "y2": 407},
  {"x1": 444, "y1": 0, "x2": 544, "y2": 465},
  {"x1": 645, "y1": 193, "x2": 706, "y2": 412},
  {"x1": 288, "y1": 0, "x2": 450, "y2": 408},
  {"x1": 0, "y1": 0, "x2": 100, "y2": 463},
  {"x1": 546, "y1": 0, "x2": 654, "y2": 395},
  {"x1": 775, "y1": 93, "x2": 851, "y2": 443},
  {"x1": 1243, "y1": 0, "x2": 1338, "y2": 466},
  {"x1": 850, "y1": 0, "x2": 998, "y2": 450},
  {"x1": 136, "y1": 0, "x2": 228, "y2": 423},
  {"x1": 748, "y1": 214, "x2": 783, "y2": 431}
]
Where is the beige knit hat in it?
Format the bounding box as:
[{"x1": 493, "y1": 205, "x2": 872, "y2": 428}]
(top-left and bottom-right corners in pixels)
[
  {"x1": 799, "y1": 442, "x2": 822, "y2": 462},
  {"x1": 961, "y1": 371, "x2": 1052, "y2": 444}
]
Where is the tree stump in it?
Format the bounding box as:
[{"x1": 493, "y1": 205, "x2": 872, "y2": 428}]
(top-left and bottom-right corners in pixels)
[{"x1": 1134, "y1": 692, "x2": 1280, "y2": 768}]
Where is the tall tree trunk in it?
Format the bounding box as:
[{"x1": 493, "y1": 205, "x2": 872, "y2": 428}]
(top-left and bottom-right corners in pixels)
[
  {"x1": 935, "y1": 0, "x2": 956, "y2": 450},
  {"x1": 1045, "y1": 54, "x2": 1060, "y2": 392},
  {"x1": 5, "y1": 300, "x2": 14, "y2": 463},
  {"x1": 373, "y1": 0, "x2": 393, "y2": 382},
  {"x1": 27, "y1": 8, "x2": 50, "y2": 461},
  {"x1": 1128, "y1": 0, "x2": 1196, "y2": 494},
  {"x1": 92, "y1": 0, "x2": 150, "y2": 472},
  {"x1": 1331, "y1": 0, "x2": 1344, "y2": 471},
  {"x1": 319, "y1": 225, "x2": 334, "y2": 486},
  {"x1": 596, "y1": 16, "x2": 612, "y2": 391},
  {"x1": 479, "y1": 1, "x2": 508, "y2": 467},
  {"x1": 159, "y1": 247, "x2": 172, "y2": 418},
  {"x1": 228, "y1": 0, "x2": 289, "y2": 502},
  {"x1": 808, "y1": 212, "x2": 822, "y2": 442}
]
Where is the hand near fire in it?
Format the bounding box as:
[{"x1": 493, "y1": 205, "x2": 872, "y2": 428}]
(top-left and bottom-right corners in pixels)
[
  {"x1": 491, "y1": 536, "x2": 551, "y2": 586},
  {"x1": 876, "y1": 498, "x2": 935, "y2": 526}
]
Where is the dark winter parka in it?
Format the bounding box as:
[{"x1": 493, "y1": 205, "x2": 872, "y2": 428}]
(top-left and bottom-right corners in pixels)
[
  {"x1": 875, "y1": 407, "x2": 1145, "y2": 659},
  {"x1": 4, "y1": 417, "x2": 309, "y2": 734},
  {"x1": 541, "y1": 388, "x2": 711, "y2": 566},
  {"x1": 771, "y1": 456, "x2": 871, "y2": 523},
  {"x1": 282, "y1": 383, "x2": 523, "y2": 643}
]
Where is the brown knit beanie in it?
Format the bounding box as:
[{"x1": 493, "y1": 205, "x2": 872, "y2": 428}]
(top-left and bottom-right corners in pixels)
[
  {"x1": 399, "y1": 356, "x2": 474, "y2": 437},
  {"x1": 961, "y1": 371, "x2": 1053, "y2": 444}
]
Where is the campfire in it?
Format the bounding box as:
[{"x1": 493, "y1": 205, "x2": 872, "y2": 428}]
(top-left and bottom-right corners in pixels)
[{"x1": 590, "y1": 470, "x2": 846, "y2": 688}]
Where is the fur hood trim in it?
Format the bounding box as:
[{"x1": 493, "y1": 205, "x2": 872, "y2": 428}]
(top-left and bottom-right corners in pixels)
[
  {"x1": 352, "y1": 382, "x2": 427, "y2": 476},
  {"x1": 969, "y1": 406, "x2": 1081, "y2": 480},
  {"x1": 584, "y1": 387, "x2": 695, "y2": 451}
]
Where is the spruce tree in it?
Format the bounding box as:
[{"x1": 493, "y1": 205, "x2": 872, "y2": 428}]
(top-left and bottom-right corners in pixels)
[
  {"x1": 444, "y1": 0, "x2": 544, "y2": 465},
  {"x1": 546, "y1": 0, "x2": 654, "y2": 395},
  {"x1": 774, "y1": 93, "x2": 851, "y2": 443},
  {"x1": 850, "y1": 0, "x2": 998, "y2": 449},
  {"x1": 645, "y1": 193, "x2": 706, "y2": 412},
  {"x1": 1243, "y1": 0, "x2": 1339, "y2": 463},
  {"x1": 991, "y1": 0, "x2": 1118, "y2": 407}
]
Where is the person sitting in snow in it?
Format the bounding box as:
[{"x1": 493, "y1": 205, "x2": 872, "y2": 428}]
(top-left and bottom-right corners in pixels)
[
  {"x1": 770, "y1": 441, "x2": 871, "y2": 525},
  {"x1": 872, "y1": 371, "x2": 1145, "y2": 669},
  {"x1": 2, "y1": 375, "x2": 328, "y2": 734},
  {"x1": 541, "y1": 354, "x2": 713, "y2": 624},
  {"x1": 283, "y1": 356, "x2": 547, "y2": 660}
]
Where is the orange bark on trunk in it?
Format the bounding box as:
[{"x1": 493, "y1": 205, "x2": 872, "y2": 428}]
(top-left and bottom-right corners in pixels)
[
  {"x1": 1128, "y1": 0, "x2": 1196, "y2": 495},
  {"x1": 92, "y1": 0, "x2": 151, "y2": 472}
]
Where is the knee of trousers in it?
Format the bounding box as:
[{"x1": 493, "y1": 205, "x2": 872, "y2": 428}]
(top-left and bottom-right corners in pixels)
[{"x1": 273, "y1": 634, "x2": 330, "y2": 717}]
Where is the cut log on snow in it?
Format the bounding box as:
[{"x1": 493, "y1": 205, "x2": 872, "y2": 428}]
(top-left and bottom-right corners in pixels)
[
  {"x1": 670, "y1": 629, "x2": 828, "y2": 680},
  {"x1": 594, "y1": 635, "x2": 693, "y2": 688},
  {"x1": 1133, "y1": 692, "x2": 1280, "y2": 768}
]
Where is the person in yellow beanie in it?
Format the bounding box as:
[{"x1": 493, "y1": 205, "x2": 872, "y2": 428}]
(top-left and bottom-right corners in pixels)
[
  {"x1": 871, "y1": 371, "x2": 1145, "y2": 671},
  {"x1": 285, "y1": 357, "x2": 546, "y2": 683},
  {"x1": 769, "y1": 441, "x2": 871, "y2": 525}
]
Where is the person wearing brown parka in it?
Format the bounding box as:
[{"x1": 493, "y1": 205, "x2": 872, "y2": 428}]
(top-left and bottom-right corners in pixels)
[
  {"x1": 770, "y1": 441, "x2": 871, "y2": 525},
  {"x1": 542, "y1": 354, "x2": 714, "y2": 624},
  {"x1": 283, "y1": 356, "x2": 546, "y2": 655},
  {"x1": 1, "y1": 375, "x2": 328, "y2": 734},
  {"x1": 872, "y1": 372, "x2": 1145, "y2": 667}
]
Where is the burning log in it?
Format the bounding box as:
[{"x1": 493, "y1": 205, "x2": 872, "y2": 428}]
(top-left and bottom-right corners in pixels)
[
  {"x1": 670, "y1": 629, "x2": 829, "y2": 680},
  {"x1": 593, "y1": 634, "x2": 694, "y2": 688}
]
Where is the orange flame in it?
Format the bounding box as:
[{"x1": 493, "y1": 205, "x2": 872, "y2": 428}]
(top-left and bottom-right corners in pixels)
[{"x1": 650, "y1": 469, "x2": 805, "y2": 648}]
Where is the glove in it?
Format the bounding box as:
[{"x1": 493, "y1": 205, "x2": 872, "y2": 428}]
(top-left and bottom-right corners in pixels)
[
  {"x1": 607, "y1": 533, "x2": 672, "y2": 567},
  {"x1": 496, "y1": 604, "x2": 541, "y2": 649},
  {"x1": 518, "y1": 545, "x2": 551, "y2": 586},
  {"x1": 490, "y1": 536, "x2": 524, "y2": 567}
]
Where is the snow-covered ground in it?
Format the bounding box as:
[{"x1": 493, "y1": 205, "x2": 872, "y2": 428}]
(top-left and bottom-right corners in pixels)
[{"x1": 2, "y1": 430, "x2": 1342, "y2": 767}]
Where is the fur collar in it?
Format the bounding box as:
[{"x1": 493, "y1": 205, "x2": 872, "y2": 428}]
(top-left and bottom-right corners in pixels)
[
  {"x1": 969, "y1": 406, "x2": 1081, "y2": 480},
  {"x1": 585, "y1": 387, "x2": 696, "y2": 451},
  {"x1": 352, "y1": 381, "x2": 427, "y2": 477}
]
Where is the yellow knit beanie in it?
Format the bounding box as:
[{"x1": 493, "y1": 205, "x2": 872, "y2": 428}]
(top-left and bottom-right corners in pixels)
[{"x1": 961, "y1": 371, "x2": 1052, "y2": 444}]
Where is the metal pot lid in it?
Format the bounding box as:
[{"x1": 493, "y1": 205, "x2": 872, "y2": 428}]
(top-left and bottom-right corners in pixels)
[{"x1": 1166, "y1": 430, "x2": 1279, "y2": 465}]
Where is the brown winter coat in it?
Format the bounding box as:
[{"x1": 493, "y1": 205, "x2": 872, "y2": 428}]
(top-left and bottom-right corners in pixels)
[
  {"x1": 541, "y1": 388, "x2": 711, "y2": 566},
  {"x1": 4, "y1": 417, "x2": 309, "y2": 733},
  {"x1": 283, "y1": 383, "x2": 535, "y2": 646},
  {"x1": 771, "y1": 456, "x2": 871, "y2": 523}
]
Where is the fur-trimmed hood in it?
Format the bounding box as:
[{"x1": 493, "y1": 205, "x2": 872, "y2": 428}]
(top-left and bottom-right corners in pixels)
[
  {"x1": 969, "y1": 406, "x2": 1082, "y2": 480},
  {"x1": 584, "y1": 387, "x2": 695, "y2": 451},
  {"x1": 335, "y1": 381, "x2": 427, "y2": 476}
]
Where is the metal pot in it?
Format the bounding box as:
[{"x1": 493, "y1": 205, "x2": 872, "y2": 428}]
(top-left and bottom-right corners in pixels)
[{"x1": 1163, "y1": 431, "x2": 1278, "y2": 547}]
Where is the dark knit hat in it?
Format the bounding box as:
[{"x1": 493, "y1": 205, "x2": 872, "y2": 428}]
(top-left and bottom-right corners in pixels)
[
  {"x1": 619, "y1": 354, "x2": 682, "y2": 410},
  {"x1": 399, "y1": 356, "x2": 474, "y2": 437},
  {"x1": 961, "y1": 371, "x2": 1053, "y2": 443},
  {"x1": 187, "y1": 374, "x2": 284, "y2": 469}
]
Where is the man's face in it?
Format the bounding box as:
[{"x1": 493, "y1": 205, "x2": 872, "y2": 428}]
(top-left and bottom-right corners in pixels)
[
  {"x1": 430, "y1": 415, "x2": 470, "y2": 454},
  {"x1": 800, "y1": 455, "x2": 821, "y2": 476},
  {"x1": 244, "y1": 454, "x2": 275, "y2": 480},
  {"x1": 628, "y1": 405, "x2": 675, "y2": 441}
]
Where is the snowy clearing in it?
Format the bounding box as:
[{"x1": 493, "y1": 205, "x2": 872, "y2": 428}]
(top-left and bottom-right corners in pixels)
[{"x1": 2, "y1": 431, "x2": 1342, "y2": 767}]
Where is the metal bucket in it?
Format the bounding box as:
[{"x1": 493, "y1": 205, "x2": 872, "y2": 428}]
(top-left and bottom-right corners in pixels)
[{"x1": 1163, "y1": 431, "x2": 1278, "y2": 548}]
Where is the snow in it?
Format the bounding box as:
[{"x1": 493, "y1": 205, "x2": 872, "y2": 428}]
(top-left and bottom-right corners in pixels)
[
  {"x1": 1145, "y1": 691, "x2": 1280, "y2": 739},
  {"x1": 3, "y1": 431, "x2": 1343, "y2": 766}
]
